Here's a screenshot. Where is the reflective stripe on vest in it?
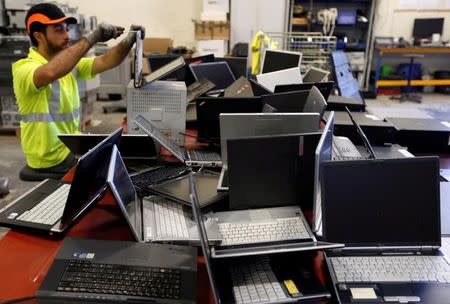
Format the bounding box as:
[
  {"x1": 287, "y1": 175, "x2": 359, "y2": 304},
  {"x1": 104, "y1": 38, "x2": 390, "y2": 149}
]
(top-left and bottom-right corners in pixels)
[{"x1": 21, "y1": 79, "x2": 80, "y2": 123}]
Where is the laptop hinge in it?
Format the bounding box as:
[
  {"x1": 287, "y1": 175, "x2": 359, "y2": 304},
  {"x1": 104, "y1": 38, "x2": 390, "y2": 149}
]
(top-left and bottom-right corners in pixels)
[{"x1": 420, "y1": 245, "x2": 438, "y2": 253}]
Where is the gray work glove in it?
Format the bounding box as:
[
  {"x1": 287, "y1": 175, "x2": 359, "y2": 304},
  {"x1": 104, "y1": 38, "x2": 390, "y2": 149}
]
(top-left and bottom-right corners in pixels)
[
  {"x1": 85, "y1": 22, "x2": 125, "y2": 46},
  {"x1": 121, "y1": 25, "x2": 146, "y2": 49}
]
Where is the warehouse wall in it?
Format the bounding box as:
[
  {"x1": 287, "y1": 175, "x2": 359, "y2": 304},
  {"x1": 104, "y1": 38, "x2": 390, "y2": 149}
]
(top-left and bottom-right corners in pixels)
[
  {"x1": 374, "y1": 0, "x2": 450, "y2": 41},
  {"x1": 55, "y1": 0, "x2": 202, "y2": 48}
]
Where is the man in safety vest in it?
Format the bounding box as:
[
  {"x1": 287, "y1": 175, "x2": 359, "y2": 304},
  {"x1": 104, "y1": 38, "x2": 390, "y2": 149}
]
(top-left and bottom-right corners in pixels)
[{"x1": 12, "y1": 3, "x2": 144, "y2": 178}]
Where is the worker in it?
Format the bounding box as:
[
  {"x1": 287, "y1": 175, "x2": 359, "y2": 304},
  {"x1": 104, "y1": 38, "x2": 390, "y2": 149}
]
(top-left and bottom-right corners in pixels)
[{"x1": 12, "y1": 3, "x2": 144, "y2": 179}]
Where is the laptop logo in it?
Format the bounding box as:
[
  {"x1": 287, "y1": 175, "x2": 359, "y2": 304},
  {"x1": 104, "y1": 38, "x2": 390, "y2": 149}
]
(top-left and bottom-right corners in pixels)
[{"x1": 72, "y1": 252, "x2": 95, "y2": 259}]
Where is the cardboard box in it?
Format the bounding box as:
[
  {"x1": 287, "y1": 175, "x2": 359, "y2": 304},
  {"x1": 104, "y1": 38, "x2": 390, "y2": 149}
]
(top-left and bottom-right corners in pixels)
[
  {"x1": 193, "y1": 20, "x2": 229, "y2": 40},
  {"x1": 143, "y1": 38, "x2": 173, "y2": 56},
  {"x1": 200, "y1": 11, "x2": 227, "y2": 21},
  {"x1": 197, "y1": 40, "x2": 227, "y2": 57},
  {"x1": 203, "y1": 0, "x2": 229, "y2": 13}
]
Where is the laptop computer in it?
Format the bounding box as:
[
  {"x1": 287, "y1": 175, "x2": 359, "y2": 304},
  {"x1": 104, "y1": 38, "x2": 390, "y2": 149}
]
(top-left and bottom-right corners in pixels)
[
  {"x1": 215, "y1": 56, "x2": 247, "y2": 78},
  {"x1": 147, "y1": 53, "x2": 181, "y2": 80},
  {"x1": 217, "y1": 113, "x2": 321, "y2": 191},
  {"x1": 256, "y1": 67, "x2": 303, "y2": 92},
  {"x1": 189, "y1": 175, "x2": 334, "y2": 304},
  {"x1": 181, "y1": 53, "x2": 215, "y2": 85},
  {"x1": 321, "y1": 157, "x2": 450, "y2": 303},
  {"x1": 302, "y1": 67, "x2": 330, "y2": 83},
  {"x1": 0, "y1": 128, "x2": 122, "y2": 236},
  {"x1": 134, "y1": 30, "x2": 185, "y2": 88},
  {"x1": 59, "y1": 133, "x2": 157, "y2": 159},
  {"x1": 331, "y1": 108, "x2": 377, "y2": 161},
  {"x1": 224, "y1": 76, "x2": 254, "y2": 97},
  {"x1": 195, "y1": 96, "x2": 263, "y2": 141},
  {"x1": 261, "y1": 89, "x2": 310, "y2": 113},
  {"x1": 189, "y1": 61, "x2": 236, "y2": 94},
  {"x1": 186, "y1": 78, "x2": 216, "y2": 103},
  {"x1": 37, "y1": 237, "x2": 198, "y2": 303},
  {"x1": 249, "y1": 78, "x2": 272, "y2": 96},
  {"x1": 107, "y1": 145, "x2": 221, "y2": 245},
  {"x1": 133, "y1": 115, "x2": 222, "y2": 167},
  {"x1": 261, "y1": 49, "x2": 302, "y2": 74},
  {"x1": 149, "y1": 170, "x2": 227, "y2": 208},
  {"x1": 274, "y1": 81, "x2": 334, "y2": 101}
]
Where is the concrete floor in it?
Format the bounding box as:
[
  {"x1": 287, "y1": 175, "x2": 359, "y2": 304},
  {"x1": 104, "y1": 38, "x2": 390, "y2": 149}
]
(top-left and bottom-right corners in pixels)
[{"x1": 0, "y1": 93, "x2": 449, "y2": 238}]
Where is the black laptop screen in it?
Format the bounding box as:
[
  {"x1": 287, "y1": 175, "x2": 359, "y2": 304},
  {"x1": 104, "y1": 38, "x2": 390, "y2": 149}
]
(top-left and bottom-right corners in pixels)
[
  {"x1": 60, "y1": 128, "x2": 123, "y2": 226},
  {"x1": 190, "y1": 62, "x2": 236, "y2": 90},
  {"x1": 262, "y1": 50, "x2": 301, "y2": 74},
  {"x1": 228, "y1": 133, "x2": 321, "y2": 211},
  {"x1": 261, "y1": 90, "x2": 310, "y2": 112},
  {"x1": 274, "y1": 81, "x2": 333, "y2": 101},
  {"x1": 321, "y1": 157, "x2": 441, "y2": 247}
]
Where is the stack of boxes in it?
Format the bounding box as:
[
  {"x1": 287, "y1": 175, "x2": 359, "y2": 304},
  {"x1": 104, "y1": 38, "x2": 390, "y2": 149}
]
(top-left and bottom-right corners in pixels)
[
  {"x1": 0, "y1": 96, "x2": 20, "y2": 129},
  {"x1": 194, "y1": 0, "x2": 230, "y2": 57}
]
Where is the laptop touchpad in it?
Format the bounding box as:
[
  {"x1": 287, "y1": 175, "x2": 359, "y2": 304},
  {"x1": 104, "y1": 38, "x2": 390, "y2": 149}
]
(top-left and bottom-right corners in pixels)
[
  {"x1": 381, "y1": 284, "x2": 415, "y2": 298},
  {"x1": 250, "y1": 209, "x2": 272, "y2": 221}
]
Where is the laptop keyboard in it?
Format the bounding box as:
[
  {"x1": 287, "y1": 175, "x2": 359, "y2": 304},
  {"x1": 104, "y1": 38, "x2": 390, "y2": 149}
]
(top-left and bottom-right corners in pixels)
[
  {"x1": 16, "y1": 184, "x2": 70, "y2": 225},
  {"x1": 330, "y1": 255, "x2": 450, "y2": 283},
  {"x1": 218, "y1": 217, "x2": 310, "y2": 246},
  {"x1": 186, "y1": 149, "x2": 220, "y2": 162},
  {"x1": 131, "y1": 165, "x2": 187, "y2": 190},
  {"x1": 230, "y1": 255, "x2": 288, "y2": 304},
  {"x1": 57, "y1": 260, "x2": 181, "y2": 299},
  {"x1": 153, "y1": 197, "x2": 189, "y2": 239},
  {"x1": 332, "y1": 138, "x2": 362, "y2": 161}
]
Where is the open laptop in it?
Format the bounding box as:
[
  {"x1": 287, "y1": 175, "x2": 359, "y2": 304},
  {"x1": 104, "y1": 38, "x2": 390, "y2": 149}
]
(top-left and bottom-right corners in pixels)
[
  {"x1": 302, "y1": 67, "x2": 330, "y2": 83},
  {"x1": 274, "y1": 81, "x2": 334, "y2": 101},
  {"x1": 189, "y1": 175, "x2": 334, "y2": 304},
  {"x1": 331, "y1": 107, "x2": 377, "y2": 160},
  {"x1": 261, "y1": 49, "x2": 302, "y2": 74},
  {"x1": 189, "y1": 61, "x2": 236, "y2": 94},
  {"x1": 321, "y1": 157, "x2": 450, "y2": 303},
  {"x1": 134, "y1": 30, "x2": 185, "y2": 88},
  {"x1": 217, "y1": 112, "x2": 321, "y2": 191},
  {"x1": 211, "y1": 134, "x2": 342, "y2": 258},
  {"x1": 133, "y1": 115, "x2": 222, "y2": 167},
  {"x1": 224, "y1": 76, "x2": 254, "y2": 97},
  {"x1": 107, "y1": 145, "x2": 221, "y2": 245},
  {"x1": 59, "y1": 133, "x2": 157, "y2": 159},
  {"x1": 256, "y1": 67, "x2": 303, "y2": 92},
  {"x1": 37, "y1": 237, "x2": 197, "y2": 303},
  {"x1": 261, "y1": 89, "x2": 310, "y2": 113},
  {"x1": 249, "y1": 78, "x2": 272, "y2": 96},
  {"x1": 195, "y1": 96, "x2": 263, "y2": 141},
  {"x1": 0, "y1": 128, "x2": 122, "y2": 236}
]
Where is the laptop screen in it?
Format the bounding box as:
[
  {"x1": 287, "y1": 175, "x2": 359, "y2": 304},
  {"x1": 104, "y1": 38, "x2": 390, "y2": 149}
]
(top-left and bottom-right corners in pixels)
[
  {"x1": 262, "y1": 49, "x2": 302, "y2": 74},
  {"x1": 261, "y1": 90, "x2": 310, "y2": 112},
  {"x1": 313, "y1": 112, "x2": 334, "y2": 233},
  {"x1": 188, "y1": 175, "x2": 220, "y2": 304},
  {"x1": 345, "y1": 107, "x2": 376, "y2": 158},
  {"x1": 134, "y1": 30, "x2": 143, "y2": 88},
  {"x1": 60, "y1": 128, "x2": 123, "y2": 226},
  {"x1": 303, "y1": 86, "x2": 327, "y2": 116},
  {"x1": 228, "y1": 132, "x2": 321, "y2": 211},
  {"x1": 189, "y1": 62, "x2": 236, "y2": 90},
  {"x1": 302, "y1": 67, "x2": 330, "y2": 83},
  {"x1": 132, "y1": 115, "x2": 185, "y2": 162},
  {"x1": 107, "y1": 145, "x2": 142, "y2": 241},
  {"x1": 321, "y1": 157, "x2": 441, "y2": 247},
  {"x1": 274, "y1": 81, "x2": 333, "y2": 101}
]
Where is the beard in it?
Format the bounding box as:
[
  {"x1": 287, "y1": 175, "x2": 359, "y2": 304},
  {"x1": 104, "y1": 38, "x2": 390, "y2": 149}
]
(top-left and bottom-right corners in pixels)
[{"x1": 46, "y1": 39, "x2": 71, "y2": 56}]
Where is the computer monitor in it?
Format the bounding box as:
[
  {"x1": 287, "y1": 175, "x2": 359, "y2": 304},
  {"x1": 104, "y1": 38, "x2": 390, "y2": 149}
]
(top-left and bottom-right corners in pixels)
[
  {"x1": 261, "y1": 49, "x2": 302, "y2": 74},
  {"x1": 337, "y1": 9, "x2": 357, "y2": 25},
  {"x1": 413, "y1": 18, "x2": 444, "y2": 39}
]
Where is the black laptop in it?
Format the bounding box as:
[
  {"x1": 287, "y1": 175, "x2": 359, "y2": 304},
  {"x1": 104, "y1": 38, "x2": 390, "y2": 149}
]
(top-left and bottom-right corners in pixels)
[
  {"x1": 274, "y1": 81, "x2": 334, "y2": 100},
  {"x1": 59, "y1": 133, "x2": 157, "y2": 160},
  {"x1": 321, "y1": 157, "x2": 450, "y2": 303},
  {"x1": 261, "y1": 90, "x2": 310, "y2": 112},
  {"x1": 0, "y1": 128, "x2": 122, "y2": 236},
  {"x1": 37, "y1": 237, "x2": 197, "y2": 303}
]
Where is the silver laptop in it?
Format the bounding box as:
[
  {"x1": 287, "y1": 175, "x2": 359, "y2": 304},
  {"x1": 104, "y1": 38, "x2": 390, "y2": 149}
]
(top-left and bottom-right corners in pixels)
[
  {"x1": 217, "y1": 112, "x2": 321, "y2": 191},
  {"x1": 107, "y1": 145, "x2": 221, "y2": 245},
  {"x1": 189, "y1": 175, "x2": 334, "y2": 304},
  {"x1": 133, "y1": 115, "x2": 222, "y2": 167},
  {"x1": 261, "y1": 49, "x2": 302, "y2": 74},
  {"x1": 302, "y1": 67, "x2": 330, "y2": 83},
  {"x1": 256, "y1": 67, "x2": 303, "y2": 92},
  {"x1": 134, "y1": 30, "x2": 185, "y2": 88}
]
